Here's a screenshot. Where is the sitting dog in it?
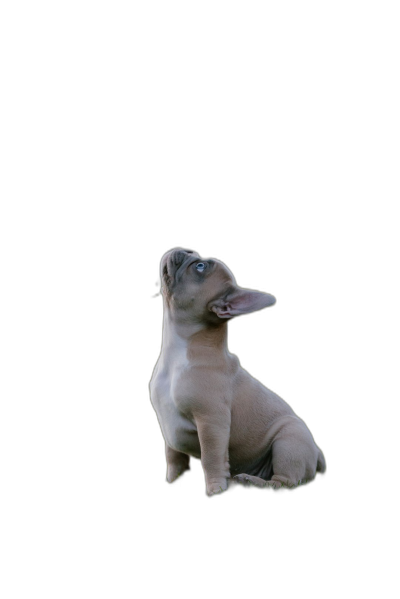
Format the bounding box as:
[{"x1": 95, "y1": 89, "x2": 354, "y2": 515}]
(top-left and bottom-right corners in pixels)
[{"x1": 149, "y1": 248, "x2": 326, "y2": 496}]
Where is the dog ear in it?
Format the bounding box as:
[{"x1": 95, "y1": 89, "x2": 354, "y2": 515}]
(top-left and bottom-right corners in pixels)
[{"x1": 209, "y1": 288, "x2": 276, "y2": 319}]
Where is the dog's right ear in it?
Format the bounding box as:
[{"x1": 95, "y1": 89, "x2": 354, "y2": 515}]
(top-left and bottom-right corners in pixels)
[{"x1": 209, "y1": 288, "x2": 276, "y2": 319}]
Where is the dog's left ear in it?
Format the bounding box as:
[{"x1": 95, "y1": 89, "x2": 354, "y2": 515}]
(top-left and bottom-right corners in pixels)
[{"x1": 209, "y1": 288, "x2": 276, "y2": 319}]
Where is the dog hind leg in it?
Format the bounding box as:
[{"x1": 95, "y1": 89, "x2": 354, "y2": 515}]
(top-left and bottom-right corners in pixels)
[
  {"x1": 232, "y1": 473, "x2": 299, "y2": 488},
  {"x1": 233, "y1": 428, "x2": 321, "y2": 489}
]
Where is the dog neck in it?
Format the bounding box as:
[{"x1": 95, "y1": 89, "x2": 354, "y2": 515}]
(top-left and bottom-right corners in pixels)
[{"x1": 161, "y1": 309, "x2": 229, "y2": 360}]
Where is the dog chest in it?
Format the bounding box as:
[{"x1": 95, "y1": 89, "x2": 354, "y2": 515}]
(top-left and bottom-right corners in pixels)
[{"x1": 150, "y1": 366, "x2": 201, "y2": 457}]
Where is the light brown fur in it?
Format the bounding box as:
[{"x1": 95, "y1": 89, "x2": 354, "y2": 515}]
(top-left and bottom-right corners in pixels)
[{"x1": 149, "y1": 248, "x2": 326, "y2": 496}]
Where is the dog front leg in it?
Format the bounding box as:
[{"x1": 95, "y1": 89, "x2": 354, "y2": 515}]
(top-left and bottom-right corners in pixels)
[
  {"x1": 195, "y1": 414, "x2": 231, "y2": 496},
  {"x1": 165, "y1": 443, "x2": 190, "y2": 483}
]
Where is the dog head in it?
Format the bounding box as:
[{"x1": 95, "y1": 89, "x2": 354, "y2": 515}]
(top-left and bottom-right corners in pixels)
[{"x1": 160, "y1": 248, "x2": 276, "y2": 324}]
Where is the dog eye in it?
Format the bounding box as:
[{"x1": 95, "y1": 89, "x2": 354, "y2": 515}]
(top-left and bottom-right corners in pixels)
[{"x1": 195, "y1": 262, "x2": 206, "y2": 272}]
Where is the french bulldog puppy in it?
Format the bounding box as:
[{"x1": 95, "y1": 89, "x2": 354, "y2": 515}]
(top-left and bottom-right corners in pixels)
[{"x1": 149, "y1": 248, "x2": 326, "y2": 496}]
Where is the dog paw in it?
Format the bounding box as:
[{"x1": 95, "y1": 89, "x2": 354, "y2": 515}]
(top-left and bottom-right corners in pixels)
[
  {"x1": 233, "y1": 473, "x2": 252, "y2": 485},
  {"x1": 206, "y1": 479, "x2": 228, "y2": 496},
  {"x1": 167, "y1": 464, "x2": 190, "y2": 483}
]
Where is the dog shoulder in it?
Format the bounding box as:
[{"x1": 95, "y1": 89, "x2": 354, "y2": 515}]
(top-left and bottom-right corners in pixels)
[{"x1": 171, "y1": 365, "x2": 234, "y2": 417}]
